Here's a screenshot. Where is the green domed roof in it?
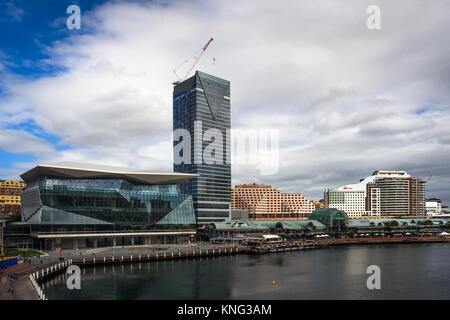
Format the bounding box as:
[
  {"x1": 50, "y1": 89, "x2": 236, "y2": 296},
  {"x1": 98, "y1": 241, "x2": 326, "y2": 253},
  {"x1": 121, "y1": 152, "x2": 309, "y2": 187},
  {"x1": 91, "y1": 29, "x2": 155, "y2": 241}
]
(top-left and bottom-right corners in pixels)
[{"x1": 309, "y1": 208, "x2": 348, "y2": 228}]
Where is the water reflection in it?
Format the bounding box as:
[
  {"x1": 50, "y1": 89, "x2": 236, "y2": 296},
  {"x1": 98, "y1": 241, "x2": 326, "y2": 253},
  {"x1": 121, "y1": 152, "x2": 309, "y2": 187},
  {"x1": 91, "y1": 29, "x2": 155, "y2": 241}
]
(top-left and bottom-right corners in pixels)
[{"x1": 41, "y1": 244, "x2": 450, "y2": 300}]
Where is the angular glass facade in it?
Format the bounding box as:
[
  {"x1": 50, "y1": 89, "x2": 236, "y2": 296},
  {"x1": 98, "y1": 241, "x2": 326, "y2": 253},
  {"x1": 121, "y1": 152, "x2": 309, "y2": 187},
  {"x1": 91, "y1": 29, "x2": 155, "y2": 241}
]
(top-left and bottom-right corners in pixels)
[
  {"x1": 21, "y1": 176, "x2": 196, "y2": 233},
  {"x1": 173, "y1": 71, "x2": 231, "y2": 224}
]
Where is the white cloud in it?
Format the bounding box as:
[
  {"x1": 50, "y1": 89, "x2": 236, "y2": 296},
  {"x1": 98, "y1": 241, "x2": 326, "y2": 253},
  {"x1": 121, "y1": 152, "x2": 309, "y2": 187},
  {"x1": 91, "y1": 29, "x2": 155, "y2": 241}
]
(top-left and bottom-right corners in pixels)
[
  {"x1": 1, "y1": 1, "x2": 25, "y2": 22},
  {"x1": 0, "y1": 0, "x2": 450, "y2": 203},
  {"x1": 0, "y1": 129, "x2": 54, "y2": 155}
]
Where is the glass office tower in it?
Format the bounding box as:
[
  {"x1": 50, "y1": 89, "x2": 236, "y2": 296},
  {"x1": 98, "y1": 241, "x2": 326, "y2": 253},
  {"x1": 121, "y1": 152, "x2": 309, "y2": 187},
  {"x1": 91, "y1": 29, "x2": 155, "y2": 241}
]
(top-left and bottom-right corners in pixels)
[{"x1": 173, "y1": 71, "x2": 231, "y2": 224}]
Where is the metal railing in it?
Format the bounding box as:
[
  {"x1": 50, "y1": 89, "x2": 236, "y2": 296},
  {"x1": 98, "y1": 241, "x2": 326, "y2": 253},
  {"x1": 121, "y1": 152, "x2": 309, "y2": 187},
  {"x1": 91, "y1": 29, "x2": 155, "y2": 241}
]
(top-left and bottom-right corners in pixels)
[{"x1": 33, "y1": 229, "x2": 196, "y2": 236}]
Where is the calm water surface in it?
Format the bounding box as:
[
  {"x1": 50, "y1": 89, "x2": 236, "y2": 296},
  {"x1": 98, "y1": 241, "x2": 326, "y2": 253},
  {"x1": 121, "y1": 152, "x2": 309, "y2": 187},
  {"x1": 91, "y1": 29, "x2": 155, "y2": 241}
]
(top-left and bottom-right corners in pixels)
[{"x1": 42, "y1": 243, "x2": 450, "y2": 299}]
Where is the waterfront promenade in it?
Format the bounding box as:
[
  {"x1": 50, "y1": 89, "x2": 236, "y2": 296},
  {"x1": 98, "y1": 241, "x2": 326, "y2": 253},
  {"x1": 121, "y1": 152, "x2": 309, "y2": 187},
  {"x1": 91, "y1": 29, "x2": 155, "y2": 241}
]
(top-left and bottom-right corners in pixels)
[{"x1": 0, "y1": 264, "x2": 40, "y2": 300}]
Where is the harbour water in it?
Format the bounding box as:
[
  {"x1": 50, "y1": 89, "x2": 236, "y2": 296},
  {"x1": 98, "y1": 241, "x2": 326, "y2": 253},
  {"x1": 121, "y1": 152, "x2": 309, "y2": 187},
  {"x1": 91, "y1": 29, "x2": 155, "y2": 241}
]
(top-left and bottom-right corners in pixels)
[{"x1": 42, "y1": 243, "x2": 450, "y2": 300}]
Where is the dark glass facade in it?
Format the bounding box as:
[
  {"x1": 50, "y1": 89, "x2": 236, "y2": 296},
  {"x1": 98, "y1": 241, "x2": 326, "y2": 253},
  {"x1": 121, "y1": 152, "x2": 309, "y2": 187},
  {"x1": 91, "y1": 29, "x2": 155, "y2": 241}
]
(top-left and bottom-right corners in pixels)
[
  {"x1": 173, "y1": 71, "x2": 231, "y2": 224},
  {"x1": 21, "y1": 176, "x2": 196, "y2": 233}
]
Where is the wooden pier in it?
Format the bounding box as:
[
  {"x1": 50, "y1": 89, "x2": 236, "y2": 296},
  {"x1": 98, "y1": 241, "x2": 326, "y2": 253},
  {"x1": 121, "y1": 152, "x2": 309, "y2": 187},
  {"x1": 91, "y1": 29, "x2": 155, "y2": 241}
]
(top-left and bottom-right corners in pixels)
[{"x1": 70, "y1": 246, "x2": 241, "y2": 266}]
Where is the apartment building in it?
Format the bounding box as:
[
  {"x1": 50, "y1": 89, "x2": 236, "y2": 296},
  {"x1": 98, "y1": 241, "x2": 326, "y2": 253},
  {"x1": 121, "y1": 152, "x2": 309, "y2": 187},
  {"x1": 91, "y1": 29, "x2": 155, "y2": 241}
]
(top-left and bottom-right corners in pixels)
[{"x1": 0, "y1": 180, "x2": 26, "y2": 215}]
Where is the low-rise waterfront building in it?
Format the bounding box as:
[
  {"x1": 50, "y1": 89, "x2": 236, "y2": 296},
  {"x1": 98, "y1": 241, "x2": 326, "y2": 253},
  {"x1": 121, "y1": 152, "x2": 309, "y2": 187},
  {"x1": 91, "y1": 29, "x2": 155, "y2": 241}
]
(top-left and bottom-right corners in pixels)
[
  {"x1": 205, "y1": 218, "x2": 328, "y2": 241},
  {"x1": 201, "y1": 207, "x2": 449, "y2": 241},
  {"x1": 346, "y1": 217, "x2": 449, "y2": 236}
]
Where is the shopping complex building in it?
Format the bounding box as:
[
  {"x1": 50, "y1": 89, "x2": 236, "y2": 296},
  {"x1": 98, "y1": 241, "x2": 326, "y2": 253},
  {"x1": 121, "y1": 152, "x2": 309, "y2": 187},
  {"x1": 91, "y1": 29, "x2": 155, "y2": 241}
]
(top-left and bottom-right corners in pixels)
[
  {"x1": 231, "y1": 184, "x2": 315, "y2": 219},
  {"x1": 11, "y1": 162, "x2": 198, "y2": 250},
  {"x1": 325, "y1": 171, "x2": 426, "y2": 218},
  {"x1": 200, "y1": 208, "x2": 449, "y2": 241},
  {"x1": 173, "y1": 71, "x2": 231, "y2": 224}
]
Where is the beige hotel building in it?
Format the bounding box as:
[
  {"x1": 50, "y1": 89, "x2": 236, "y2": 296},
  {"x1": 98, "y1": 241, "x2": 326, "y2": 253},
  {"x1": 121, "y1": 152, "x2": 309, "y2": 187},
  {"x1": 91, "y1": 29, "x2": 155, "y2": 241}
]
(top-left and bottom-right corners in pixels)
[{"x1": 231, "y1": 184, "x2": 315, "y2": 220}]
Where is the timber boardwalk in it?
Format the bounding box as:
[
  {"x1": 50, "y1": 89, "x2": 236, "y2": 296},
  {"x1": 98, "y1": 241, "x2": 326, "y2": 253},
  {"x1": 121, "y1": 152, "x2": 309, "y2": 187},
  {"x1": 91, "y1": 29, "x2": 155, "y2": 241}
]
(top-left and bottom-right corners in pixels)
[{"x1": 70, "y1": 246, "x2": 240, "y2": 266}]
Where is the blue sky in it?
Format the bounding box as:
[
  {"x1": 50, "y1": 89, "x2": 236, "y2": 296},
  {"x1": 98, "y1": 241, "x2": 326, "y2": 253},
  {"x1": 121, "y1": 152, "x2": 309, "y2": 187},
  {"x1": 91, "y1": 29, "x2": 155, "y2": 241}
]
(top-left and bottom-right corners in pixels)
[
  {"x1": 0, "y1": 0, "x2": 107, "y2": 169},
  {"x1": 0, "y1": 1, "x2": 105, "y2": 73},
  {"x1": 0, "y1": 0, "x2": 449, "y2": 203}
]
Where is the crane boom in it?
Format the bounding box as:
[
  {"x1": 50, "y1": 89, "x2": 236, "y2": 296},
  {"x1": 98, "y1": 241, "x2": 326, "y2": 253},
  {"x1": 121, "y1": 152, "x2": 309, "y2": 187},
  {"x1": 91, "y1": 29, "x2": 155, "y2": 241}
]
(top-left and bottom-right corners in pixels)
[
  {"x1": 202, "y1": 37, "x2": 214, "y2": 51},
  {"x1": 173, "y1": 37, "x2": 214, "y2": 85}
]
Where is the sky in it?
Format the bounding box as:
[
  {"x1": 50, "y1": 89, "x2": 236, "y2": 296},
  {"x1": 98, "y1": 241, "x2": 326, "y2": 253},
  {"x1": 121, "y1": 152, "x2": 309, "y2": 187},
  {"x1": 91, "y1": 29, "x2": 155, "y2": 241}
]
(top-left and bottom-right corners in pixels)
[{"x1": 0, "y1": 0, "x2": 449, "y2": 203}]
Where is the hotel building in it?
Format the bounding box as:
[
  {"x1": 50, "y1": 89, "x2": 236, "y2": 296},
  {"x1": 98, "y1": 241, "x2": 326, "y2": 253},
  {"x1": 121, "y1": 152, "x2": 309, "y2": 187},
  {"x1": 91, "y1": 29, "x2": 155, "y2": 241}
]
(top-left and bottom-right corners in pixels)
[
  {"x1": 231, "y1": 184, "x2": 315, "y2": 219},
  {"x1": 325, "y1": 171, "x2": 425, "y2": 218}
]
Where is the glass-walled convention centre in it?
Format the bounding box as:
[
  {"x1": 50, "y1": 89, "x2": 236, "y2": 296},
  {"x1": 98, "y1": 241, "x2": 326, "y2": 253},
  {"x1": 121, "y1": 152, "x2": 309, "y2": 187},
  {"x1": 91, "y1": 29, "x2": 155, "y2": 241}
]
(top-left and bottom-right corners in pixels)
[{"x1": 20, "y1": 162, "x2": 198, "y2": 250}]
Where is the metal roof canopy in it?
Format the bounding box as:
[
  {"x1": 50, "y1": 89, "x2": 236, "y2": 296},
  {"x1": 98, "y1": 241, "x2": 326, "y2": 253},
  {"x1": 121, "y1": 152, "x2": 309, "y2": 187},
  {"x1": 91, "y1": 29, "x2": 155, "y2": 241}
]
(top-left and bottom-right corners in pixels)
[{"x1": 20, "y1": 162, "x2": 198, "y2": 185}]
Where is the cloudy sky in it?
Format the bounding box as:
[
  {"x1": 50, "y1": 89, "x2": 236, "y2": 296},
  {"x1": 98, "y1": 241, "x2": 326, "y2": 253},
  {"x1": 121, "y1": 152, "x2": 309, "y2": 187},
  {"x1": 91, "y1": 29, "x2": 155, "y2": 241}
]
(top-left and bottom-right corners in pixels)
[{"x1": 0, "y1": 0, "x2": 449, "y2": 203}]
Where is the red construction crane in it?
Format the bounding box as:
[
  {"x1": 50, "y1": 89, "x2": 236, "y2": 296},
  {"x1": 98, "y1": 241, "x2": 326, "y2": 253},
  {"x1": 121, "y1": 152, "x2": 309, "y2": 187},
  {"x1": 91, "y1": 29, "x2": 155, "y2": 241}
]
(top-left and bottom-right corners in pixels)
[{"x1": 173, "y1": 37, "x2": 214, "y2": 85}]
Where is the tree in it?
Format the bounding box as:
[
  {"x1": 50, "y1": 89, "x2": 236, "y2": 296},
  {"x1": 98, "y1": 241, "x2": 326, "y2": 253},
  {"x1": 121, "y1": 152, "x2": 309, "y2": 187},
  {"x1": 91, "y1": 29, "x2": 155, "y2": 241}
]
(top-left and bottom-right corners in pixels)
[
  {"x1": 390, "y1": 220, "x2": 399, "y2": 227},
  {"x1": 307, "y1": 222, "x2": 317, "y2": 232}
]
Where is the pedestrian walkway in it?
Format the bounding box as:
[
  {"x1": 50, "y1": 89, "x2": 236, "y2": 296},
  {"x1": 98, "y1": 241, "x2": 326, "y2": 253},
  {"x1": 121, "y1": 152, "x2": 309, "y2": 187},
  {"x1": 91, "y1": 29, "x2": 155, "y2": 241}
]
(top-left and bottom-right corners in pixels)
[{"x1": 0, "y1": 265, "x2": 39, "y2": 300}]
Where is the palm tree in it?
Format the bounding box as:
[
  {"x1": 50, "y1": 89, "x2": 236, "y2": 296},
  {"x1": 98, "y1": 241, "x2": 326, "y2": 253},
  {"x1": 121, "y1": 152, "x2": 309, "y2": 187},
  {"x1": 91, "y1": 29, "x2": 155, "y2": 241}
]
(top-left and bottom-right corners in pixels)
[{"x1": 390, "y1": 220, "x2": 399, "y2": 227}]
